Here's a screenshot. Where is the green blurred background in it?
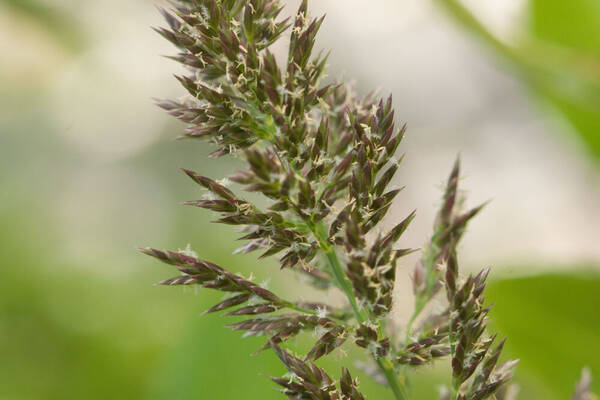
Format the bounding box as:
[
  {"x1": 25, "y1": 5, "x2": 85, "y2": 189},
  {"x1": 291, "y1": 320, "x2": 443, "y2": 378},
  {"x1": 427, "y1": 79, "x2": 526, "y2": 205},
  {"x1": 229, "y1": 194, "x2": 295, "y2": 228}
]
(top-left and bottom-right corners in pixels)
[{"x1": 1, "y1": 0, "x2": 599, "y2": 399}]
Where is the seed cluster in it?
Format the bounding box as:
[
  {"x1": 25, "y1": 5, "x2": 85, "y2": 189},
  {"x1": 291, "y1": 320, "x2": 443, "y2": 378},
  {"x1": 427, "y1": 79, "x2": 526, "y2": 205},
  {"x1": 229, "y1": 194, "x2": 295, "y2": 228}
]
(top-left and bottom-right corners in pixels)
[
  {"x1": 142, "y1": 1, "x2": 594, "y2": 399},
  {"x1": 271, "y1": 340, "x2": 366, "y2": 400}
]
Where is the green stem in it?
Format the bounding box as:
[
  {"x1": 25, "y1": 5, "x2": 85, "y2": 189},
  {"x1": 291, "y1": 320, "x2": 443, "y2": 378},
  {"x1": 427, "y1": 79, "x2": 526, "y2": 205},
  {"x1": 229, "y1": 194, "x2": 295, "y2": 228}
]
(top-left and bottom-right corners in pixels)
[
  {"x1": 322, "y1": 247, "x2": 366, "y2": 322},
  {"x1": 312, "y1": 221, "x2": 408, "y2": 400},
  {"x1": 280, "y1": 301, "x2": 319, "y2": 316},
  {"x1": 404, "y1": 299, "x2": 425, "y2": 344},
  {"x1": 405, "y1": 243, "x2": 438, "y2": 345},
  {"x1": 279, "y1": 300, "x2": 348, "y2": 323},
  {"x1": 376, "y1": 358, "x2": 410, "y2": 400}
]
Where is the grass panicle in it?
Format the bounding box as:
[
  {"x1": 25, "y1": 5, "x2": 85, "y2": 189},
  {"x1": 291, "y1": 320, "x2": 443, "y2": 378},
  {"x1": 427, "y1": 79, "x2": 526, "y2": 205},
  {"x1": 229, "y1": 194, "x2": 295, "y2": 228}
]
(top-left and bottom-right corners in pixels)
[{"x1": 142, "y1": 1, "x2": 595, "y2": 399}]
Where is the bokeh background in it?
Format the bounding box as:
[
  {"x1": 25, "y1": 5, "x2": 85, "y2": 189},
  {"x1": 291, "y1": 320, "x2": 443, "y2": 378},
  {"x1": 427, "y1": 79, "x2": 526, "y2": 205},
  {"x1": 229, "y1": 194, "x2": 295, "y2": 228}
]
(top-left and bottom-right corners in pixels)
[{"x1": 1, "y1": 0, "x2": 599, "y2": 399}]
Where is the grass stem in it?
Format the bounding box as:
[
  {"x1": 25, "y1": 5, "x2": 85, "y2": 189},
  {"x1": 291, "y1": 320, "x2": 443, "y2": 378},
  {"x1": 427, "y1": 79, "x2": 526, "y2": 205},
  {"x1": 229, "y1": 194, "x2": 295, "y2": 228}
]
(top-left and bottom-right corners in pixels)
[{"x1": 314, "y1": 221, "x2": 408, "y2": 400}]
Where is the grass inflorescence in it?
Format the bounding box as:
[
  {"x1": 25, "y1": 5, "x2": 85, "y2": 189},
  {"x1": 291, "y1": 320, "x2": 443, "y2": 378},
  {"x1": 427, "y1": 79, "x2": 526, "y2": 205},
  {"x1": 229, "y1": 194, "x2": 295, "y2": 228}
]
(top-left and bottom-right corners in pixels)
[{"x1": 141, "y1": 1, "x2": 596, "y2": 399}]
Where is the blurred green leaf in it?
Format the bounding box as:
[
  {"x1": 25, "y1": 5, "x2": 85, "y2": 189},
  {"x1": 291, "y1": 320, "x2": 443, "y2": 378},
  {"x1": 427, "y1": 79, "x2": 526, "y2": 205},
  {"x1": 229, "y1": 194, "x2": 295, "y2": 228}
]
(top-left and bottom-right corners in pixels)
[
  {"x1": 0, "y1": 205, "x2": 197, "y2": 399},
  {"x1": 487, "y1": 271, "x2": 600, "y2": 399},
  {"x1": 530, "y1": 0, "x2": 600, "y2": 52},
  {"x1": 435, "y1": 0, "x2": 600, "y2": 159},
  {"x1": 2, "y1": 0, "x2": 85, "y2": 51},
  {"x1": 528, "y1": 0, "x2": 600, "y2": 158}
]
